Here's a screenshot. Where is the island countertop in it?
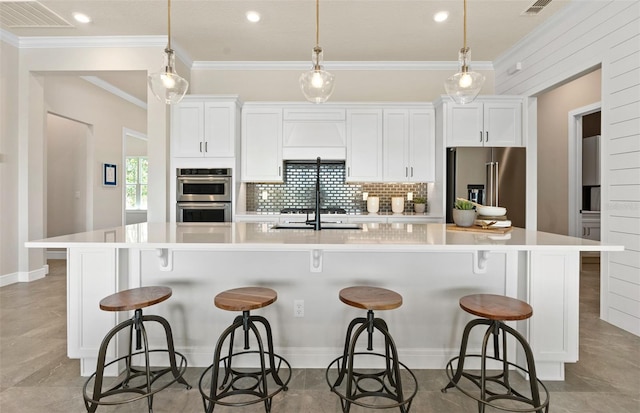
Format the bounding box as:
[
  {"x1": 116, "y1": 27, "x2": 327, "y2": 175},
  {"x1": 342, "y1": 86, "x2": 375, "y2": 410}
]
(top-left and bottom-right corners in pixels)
[
  {"x1": 26, "y1": 222, "x2": 622, "y2": 253},
  {"x1": 25, "y1": 222, "x2": 624, "y2": 381}
]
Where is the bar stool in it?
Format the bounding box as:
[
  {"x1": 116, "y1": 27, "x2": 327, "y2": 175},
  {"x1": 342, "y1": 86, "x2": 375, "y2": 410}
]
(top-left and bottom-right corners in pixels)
[
  {"x1": 199, "y1": 286, "x2": 291, "y2": 413},
  {"x1": 326, "y1": 286, "x2": 417, "y2": 413},
  {"x1": 442, "y1": 294, "x2": 550, "y2": 413},
  {"x1": 83, "y1": 286, "x2": 190, "y2": 413}
]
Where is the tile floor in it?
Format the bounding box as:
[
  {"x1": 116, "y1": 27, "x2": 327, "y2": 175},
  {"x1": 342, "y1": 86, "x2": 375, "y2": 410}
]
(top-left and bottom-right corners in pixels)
[{"x1": 1, "y1": 259, "x2": 638, "y2": 412}]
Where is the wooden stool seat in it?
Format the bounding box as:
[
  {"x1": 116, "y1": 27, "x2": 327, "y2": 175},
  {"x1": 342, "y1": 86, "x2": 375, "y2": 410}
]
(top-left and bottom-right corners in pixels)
[
  {"x1": 339, "y1": 286, "x2": 402, "y2": 311},
  {"x1": 215, "y1": 287, "x2": 277, "y2": 312},
  {"x1": 459, "y1": 294, "x2": 533, "y2": 321},
  {"x1": 99, "y1": 286, "x2": 172, "y2": 312}
]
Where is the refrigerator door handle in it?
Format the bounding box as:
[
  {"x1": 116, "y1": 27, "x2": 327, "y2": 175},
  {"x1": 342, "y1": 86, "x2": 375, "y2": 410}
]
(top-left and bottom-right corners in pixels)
[{"x1": 494, "y1": 161, "x2": 499, "y2": 206}]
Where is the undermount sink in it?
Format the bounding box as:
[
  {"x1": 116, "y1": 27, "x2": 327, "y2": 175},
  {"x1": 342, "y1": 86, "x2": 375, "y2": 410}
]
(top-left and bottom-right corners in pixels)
[{"x1": 272, "y1": 222, "x2": 363, "y2": 230}]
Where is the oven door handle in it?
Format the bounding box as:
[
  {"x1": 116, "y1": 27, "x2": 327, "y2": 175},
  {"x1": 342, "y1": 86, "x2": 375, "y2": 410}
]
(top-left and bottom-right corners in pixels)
[
  {"x1": 177, "y1": 202, "x2": 229, "y2": 209},
  {"x1": 177, "y1": 176, "x2": 230, "y2": 182}
]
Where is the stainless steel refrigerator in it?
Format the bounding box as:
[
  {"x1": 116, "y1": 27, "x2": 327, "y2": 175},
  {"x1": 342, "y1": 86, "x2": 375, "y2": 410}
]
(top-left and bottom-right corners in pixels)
[{"x1": 446, "y1": 147, "x2": 526, "y2": 227}]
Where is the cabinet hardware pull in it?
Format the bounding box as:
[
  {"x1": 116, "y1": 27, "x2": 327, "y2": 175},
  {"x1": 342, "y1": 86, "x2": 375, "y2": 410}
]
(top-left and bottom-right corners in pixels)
[
  {"x1": 278, "y1": 166, "x2": 281, "y2": 176},
  {"x1": 205, "y1": 142, "x2": 208, "y2": 152},
  {"x1": 411, "y1": 167, "x2": 414, "y2": 177},
  {"x1": 480, "y1": 131, "x2": 483, "y2": 142},
  {"x1": 348, "y1": 167, "x2": 350, "y2": 176},
  {"x1": 485, "y1": 131, "x2": 489, "y2": 142},
  {"x1": 405, "y1": 167, "x2": 408, "y2": 177},
  {"x1": 199, "y1": 142, "x2": 202, "y2": 152}
]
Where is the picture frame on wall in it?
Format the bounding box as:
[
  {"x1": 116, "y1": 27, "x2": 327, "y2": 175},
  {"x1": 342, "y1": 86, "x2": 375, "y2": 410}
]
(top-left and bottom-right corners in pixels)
[{"x1": 103, "y1": 163, "x2": 117, "y2": 186}]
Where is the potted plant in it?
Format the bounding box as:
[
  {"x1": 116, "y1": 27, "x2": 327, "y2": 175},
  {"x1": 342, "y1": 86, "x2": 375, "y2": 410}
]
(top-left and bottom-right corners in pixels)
[
  {"x1": 453, "y1": 199, "x2": 476, "y2": 227},
  {"x1": 413, "y1": 197, "x2": 426, "y2": 213}
]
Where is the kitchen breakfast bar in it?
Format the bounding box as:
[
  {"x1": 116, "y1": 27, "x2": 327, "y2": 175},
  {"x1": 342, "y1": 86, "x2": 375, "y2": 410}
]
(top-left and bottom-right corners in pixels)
[{"x1": 26, "y1": 222, "x2": 623, "y2": 382}]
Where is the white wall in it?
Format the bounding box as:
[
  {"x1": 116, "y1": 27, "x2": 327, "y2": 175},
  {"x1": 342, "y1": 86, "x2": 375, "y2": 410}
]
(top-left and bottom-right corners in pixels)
[
  {"x1": 494, "y1": 0, "x2": 640, "y2": 335},
  {"x1": 537, "y1": 69, "x2": 602, "y2": 235},
  {"x1": 0, "y1": 40, "x2": 20, "y2": 281}
]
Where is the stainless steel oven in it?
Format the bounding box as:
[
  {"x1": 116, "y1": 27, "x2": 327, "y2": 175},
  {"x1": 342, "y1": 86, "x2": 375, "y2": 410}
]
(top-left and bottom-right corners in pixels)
[
  {"x1": 176, "y1": 168, "x2": 231, "y2": 202},
  {"x1": 176, "y1": 168, "x2": 232, "y2": 222},
  {"x1": 176, "y1": 202, "x2": 232, "y2": 223}
]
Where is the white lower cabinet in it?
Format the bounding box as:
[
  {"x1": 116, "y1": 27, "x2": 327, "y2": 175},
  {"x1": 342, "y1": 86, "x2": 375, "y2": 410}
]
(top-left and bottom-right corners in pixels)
[
  {"x1": 241, "y1": 107, "x2": 283, "y2": 182},
  {"x1": 346, "y1": 109, "x2": 383, "y2": 182},
  {"x1": 383, "y1": 108, "x2": 435, "y2": 182},
  {"x1": 581, "y1": 212, "x2": 601, "y2": 241}
]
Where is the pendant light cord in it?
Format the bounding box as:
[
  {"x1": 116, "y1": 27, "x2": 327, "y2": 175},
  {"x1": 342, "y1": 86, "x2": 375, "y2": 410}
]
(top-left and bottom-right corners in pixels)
[
  {"x1": 167, "y1": 0, "x2": 172, "y2": 50},
  {"x1": 315, "y1": 0, "x2": 320, "y2": 47},
  {"x1": 463, "y1": 0, "x2": 467, "y2": 50}
]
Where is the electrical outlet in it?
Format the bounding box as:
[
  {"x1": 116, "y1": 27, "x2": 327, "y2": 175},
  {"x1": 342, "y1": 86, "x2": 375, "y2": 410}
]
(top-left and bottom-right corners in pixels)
[{"x1": 294, "y1": 299, "x2": 304, "y2": 317}]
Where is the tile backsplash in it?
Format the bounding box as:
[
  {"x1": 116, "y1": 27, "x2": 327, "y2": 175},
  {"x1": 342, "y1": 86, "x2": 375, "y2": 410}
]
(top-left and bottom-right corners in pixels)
[{"x1": 246, "y1": 162, "x2": 427, "y2": 214}]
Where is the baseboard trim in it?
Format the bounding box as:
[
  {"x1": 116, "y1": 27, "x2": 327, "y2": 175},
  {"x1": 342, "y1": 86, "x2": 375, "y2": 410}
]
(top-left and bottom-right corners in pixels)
[{"x1": 0, "y1": 266, "x2": 48, "y2": 287}]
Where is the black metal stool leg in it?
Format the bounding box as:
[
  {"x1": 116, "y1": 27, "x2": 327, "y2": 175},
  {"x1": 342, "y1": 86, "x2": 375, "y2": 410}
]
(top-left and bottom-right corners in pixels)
[
  {"x1": 442, "y1": 318, "x2": 493, "y2": 392},
  {"x1": 143, "y1": 314, "x2": 192, "y2": 389},
  {"x1": 333, "y1": 316, "x2": 367, "y2": 387}
]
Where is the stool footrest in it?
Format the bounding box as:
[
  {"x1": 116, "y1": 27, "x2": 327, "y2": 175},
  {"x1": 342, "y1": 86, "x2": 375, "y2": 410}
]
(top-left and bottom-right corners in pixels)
[
  {"x1": 326, "y1": 352, "x2": 417, "y2": 411},
  {"x1": 83, "y1": 349, "x2": 190, "y2": 408},
  {"x1": 443, "y1": 355, "x2": 550, "y2": 413}
]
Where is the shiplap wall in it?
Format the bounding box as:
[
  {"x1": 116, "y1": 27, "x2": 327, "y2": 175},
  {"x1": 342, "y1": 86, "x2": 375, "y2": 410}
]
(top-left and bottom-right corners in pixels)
[{"x1": 494, "y1": 0, "x2": 640, "y2": 336}]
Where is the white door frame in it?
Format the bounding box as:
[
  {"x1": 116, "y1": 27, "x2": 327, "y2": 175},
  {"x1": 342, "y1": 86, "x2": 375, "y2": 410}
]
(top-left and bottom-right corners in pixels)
[{"x1": 567, "y1": 102, "x2": 601, "y2": 238}]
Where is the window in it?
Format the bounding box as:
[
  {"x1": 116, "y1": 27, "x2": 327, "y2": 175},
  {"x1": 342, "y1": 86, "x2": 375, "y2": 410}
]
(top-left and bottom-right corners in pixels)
[{"x1": 125, "y1": 157, "x2": 148, "y2": 210}]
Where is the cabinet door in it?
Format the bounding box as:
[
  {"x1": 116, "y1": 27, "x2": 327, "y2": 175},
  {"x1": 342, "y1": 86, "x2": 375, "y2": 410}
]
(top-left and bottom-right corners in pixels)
[
  {"x1": 483, "y1": 101, "x2": 523, "y2": 147},
  {"x1": 172, "y1": 102, "x2": 205, "y2": 157},
  {"x1": 409, "y1": 109, "x2": 435, "y2": 182},
  {"x1": 346, "y1": 109, "x2": 383, "y2": 182},
  {"x1": 241, "y1": 108, "x2": 283, "y2": 182},
  {"x1": 203, "y1": 102, "x2": 235, "y2": 157},
  {"x1": 446, "y1": 103, "x2": 484, "y2": 147},
  {"x1": 383, "y1": 110, "x2": 409, "y2": 182}
]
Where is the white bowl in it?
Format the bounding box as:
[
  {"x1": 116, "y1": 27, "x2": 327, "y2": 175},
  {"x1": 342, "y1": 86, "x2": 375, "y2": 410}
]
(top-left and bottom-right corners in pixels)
[{"x1": 477, "y1": 206, "x2": 507, "y2": 217}]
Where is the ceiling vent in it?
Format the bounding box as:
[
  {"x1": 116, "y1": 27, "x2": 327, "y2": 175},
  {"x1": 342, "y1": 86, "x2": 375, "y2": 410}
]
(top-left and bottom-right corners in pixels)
[
  {"x1": 522, "y1": 0, "x2": 553, "y2": 15},
  {"x1": 0, "y1": 1, "x2": 72, "y2": 28}
]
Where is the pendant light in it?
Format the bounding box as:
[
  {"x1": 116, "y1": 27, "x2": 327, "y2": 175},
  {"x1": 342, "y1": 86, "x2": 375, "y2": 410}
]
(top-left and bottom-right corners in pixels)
[
  {"x1": 299, "y1": 0, "x2": 335, "y2": 103},
  {"x1": 444, "y1": 0, "x2": 485, "y2": 104},
  {"x1": 148, "y1": 0, "x2": 189, "y2": 104}
]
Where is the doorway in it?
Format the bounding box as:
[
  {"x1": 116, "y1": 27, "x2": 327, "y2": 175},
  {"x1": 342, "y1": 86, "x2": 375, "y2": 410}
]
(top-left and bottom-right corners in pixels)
[
  {"x1": 568, "y1": 104, "x2": 602, "y2": 240},
  {"x1": 45, "y1": 113, "x2": 93, "y2": 259}
]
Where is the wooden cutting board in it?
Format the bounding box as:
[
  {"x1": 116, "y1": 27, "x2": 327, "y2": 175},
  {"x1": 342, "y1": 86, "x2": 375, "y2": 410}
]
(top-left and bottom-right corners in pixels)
[{"x1": 446, "y1": 224, "x2": 513, "y2": 234}]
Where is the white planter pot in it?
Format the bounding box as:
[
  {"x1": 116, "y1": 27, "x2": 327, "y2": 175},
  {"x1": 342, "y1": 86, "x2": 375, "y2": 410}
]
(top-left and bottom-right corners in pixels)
[{"x1": 452, "y1": 209, "x2": 476, "y2": 227}]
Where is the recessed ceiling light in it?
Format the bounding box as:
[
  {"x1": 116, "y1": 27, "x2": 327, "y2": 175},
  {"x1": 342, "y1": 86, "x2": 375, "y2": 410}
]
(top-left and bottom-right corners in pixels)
[
  {"x1": 246, "y1": 11, "x2": 261, "y2": 23},
  {"x1": 73, "y1": 12, "x2": 91, "y2": 24},
  {"x1": 434, "y1": 11, "x2": 449, "y2": 23}
]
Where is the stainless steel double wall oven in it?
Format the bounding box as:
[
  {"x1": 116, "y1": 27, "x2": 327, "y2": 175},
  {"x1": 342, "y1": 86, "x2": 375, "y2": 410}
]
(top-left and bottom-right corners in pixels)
[{"x1": 176, "y1": 168, "x2": 232, "y2": 222}]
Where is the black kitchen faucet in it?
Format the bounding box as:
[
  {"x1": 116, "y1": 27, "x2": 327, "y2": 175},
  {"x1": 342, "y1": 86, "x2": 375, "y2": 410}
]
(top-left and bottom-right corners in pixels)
[{"x1": 306, "y1": 157, "x2": 322, "y2": 230}]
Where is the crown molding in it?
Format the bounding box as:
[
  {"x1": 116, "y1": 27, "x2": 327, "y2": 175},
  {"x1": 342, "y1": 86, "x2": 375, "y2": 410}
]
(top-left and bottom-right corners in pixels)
[
  {"x1": 80, "y1": 76, "x2": 147, "y2": 110},
  {"x1": 191, "y1": 61, "x2": 494, "y2": 71},
  {"x1": 0, "y1": 29, "x2": 19, "y2": 47},
  {"x1": 1, "y1": 31, "x2": 494, "y2": 72}
]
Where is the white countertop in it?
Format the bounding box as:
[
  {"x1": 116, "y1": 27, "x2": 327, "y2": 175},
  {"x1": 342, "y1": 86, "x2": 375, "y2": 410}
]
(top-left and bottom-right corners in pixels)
[{"x1": 26, "y1": 222, "x2": 623, "y2": 253}]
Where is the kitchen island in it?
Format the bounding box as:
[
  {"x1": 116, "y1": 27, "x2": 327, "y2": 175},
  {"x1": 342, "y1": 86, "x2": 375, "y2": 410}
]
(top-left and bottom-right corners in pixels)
[{"x1": 26, "y1": 222, "x2": 622, "y2": 381}]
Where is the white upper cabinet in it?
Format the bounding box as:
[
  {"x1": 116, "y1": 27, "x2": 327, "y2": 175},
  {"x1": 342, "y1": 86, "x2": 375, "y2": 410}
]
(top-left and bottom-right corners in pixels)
[
  {"x1": 383, "y1": 108, "x2": 435, "y2": 182},
  {"x1": 346, "y1": 109, "x2": 383, "y2": 182},
  {"x1": 241, "y1": 107, "x2": 283, "y2": 182},
  {"x1": 443, "y1": 97, "x2": 523, "y2": 147},
  {"x1": 171, "y1": 96, "x2": 239, "y2": 158}
]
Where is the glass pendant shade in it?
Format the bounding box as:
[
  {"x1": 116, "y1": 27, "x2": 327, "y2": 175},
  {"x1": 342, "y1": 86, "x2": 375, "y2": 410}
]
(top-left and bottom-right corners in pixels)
[
  {"x1": 300, "y1": 47, "x2": 335, "y2": 103},
  {"x1": 445, "y1": 47, "x2": 485, "y2": 104},
  {"x1": 148, "y1": 48, "x2": 189, "y2": 104}
]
